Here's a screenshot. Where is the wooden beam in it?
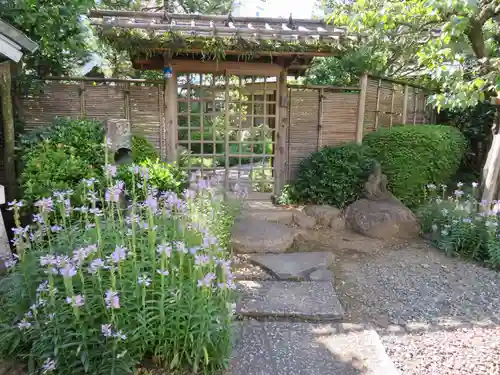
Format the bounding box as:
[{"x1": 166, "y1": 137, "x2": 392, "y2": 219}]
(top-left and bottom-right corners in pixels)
[
  {"x1": 0, "y1": 62, "x2": 16, "y2": 201},
  {"x1": 355, "y1": 73, "x2": 368, "y2": 144},
  {"x1": 174, "y1": 59, "x2": 284, "y2": 75},
  {"x1": 164, "y1": 49, "x2": 338, "y2": 58}
]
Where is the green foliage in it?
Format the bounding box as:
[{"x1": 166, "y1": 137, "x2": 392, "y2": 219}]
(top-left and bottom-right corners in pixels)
[
  {"x1": 363, "y1": 125, "x2": 466, "y2": 208},
  {"x1": 306, "y1": 47, "x2": 389, "y2": 86},
  {"x1": 117, "y1": 160, "x2": 189, "y2": 202},
  {"x1": 131, "y1": 135, "x2": 159, "y2": 162},
  {"x1": 292, "y1": 143, "x2": 375, "y2": 208},
  {"x1": 0, "y1": 173, "x2": 241, "y2": 375},
  {"x1": 100, "y1": 29, "x2": 348, "y2": 60},
  {"x1": 19, "y1": 118, "x2": 165, "y2": 207},
  {"x1": 19, "y1": 118, "x2": 105, "y2": 205},
  {"x1": 275, "y1": 184, "x2": 298, "y2": 206},
  {"x1": 442, "y1": 101, "x2": 495, "y2": 171},
  {"x1": 417, "y1": 183, "x2": 500, "y2": 267},
  {"x1": 326, "y1": 0, "x2": 500, "y2": 110}
]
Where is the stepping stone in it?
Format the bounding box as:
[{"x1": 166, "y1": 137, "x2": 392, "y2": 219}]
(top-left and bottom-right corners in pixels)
[
  {"x1": 231, "y1": 218, "x2": 298, "y2": 254},
  {"x1": 229, "y1": 321, "x2": 399, "y2": 375},
  {"x1": 249, "y1": 252, "x2": 334, "y2": 280},
  {"x1": 236, "y1": 280, "x2": 344, "y2": 320},
  {"x1": 309, "y1": 268, "x2": 334, "y2": 281},
  {"x1": 243, "y1": 208, "x2": 295, "y2": 225}
]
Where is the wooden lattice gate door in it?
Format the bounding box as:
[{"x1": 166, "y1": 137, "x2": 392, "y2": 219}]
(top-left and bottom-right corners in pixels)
[{"x1": 177, "y1": 73, "x2": 278, "y2": 198}]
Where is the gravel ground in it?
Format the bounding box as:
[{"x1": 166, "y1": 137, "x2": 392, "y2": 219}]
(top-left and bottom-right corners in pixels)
[
  {"x1": 231, "y1": 254, "x2": 275, "y2": 280},
  {"x1": 331, "y1": 239, "x2": 500, "y2": 375}
]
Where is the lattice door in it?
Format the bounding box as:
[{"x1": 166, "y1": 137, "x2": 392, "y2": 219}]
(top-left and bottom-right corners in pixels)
[{"x1": 177, "y1": 73, "x2": 277, "y2": 196}]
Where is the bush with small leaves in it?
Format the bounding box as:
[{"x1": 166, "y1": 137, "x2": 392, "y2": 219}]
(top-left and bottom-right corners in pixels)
[
  {"x1": 292, "y1": 143, "x2": 375, "y2": 208},
  {"x1": 0, "y1": 161, "x2": 244, "y2": 375},
  {"x1": 363, "y1": 125, "x2": 467, "y2": 208}
]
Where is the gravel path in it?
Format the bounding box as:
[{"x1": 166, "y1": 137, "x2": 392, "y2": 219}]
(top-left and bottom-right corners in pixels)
[{"x1": 332, "y1": 239, "x2": 500, "y2": 375}]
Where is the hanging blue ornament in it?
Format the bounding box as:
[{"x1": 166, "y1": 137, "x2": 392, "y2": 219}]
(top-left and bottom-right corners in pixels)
[{"x1": 163, "y1": 66, "x2": 173, "y2": 79}]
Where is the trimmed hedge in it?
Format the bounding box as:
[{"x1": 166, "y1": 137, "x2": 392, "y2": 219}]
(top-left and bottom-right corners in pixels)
[
  {"x1": 363, "y1": 124, "x2": 467, "y2": 207},
  {"x1": 292, "y1": 143, "x2": 375, "y2": 208}
]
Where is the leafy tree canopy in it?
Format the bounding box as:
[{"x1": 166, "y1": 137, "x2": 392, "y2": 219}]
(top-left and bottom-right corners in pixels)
[
  {"x1": 2, "y1": 0, "x2": 232, "y2": 81},
  {"x1": 314, "y1": 0, "x2": 500, "y2": 110}
]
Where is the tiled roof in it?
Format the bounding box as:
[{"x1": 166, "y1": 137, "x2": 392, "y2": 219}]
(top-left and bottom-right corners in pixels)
[{"x1": 89, "y1": 10, "x2": 360, "y2": 42}]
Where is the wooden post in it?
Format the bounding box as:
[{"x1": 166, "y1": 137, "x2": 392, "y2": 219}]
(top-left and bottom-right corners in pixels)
[
  {"x1": 164, "y1": 67, "x2": 178, "y2": 163},
  {"x1": 275, "y1": 68, "x2": 288, "y2": 194},
  {"x1": 123, "y1": 82, "x2": 131, "y2": 120},
  {"x1": 0, "y1": 62, "x2": 16, "y2": 201},
  {"x1": 79, "y1": 81, "x2": 86, "y2": 117},
  {"x1": 413, "y1": 89, "x2": 418, "y2": 125},
  {"x1": 374, "y1": 78, "x2": 381, "y2": 130},
  {"x1": 317, "y1": 88, "x2": 324, "y2": 150},
  {"x1": 224, "y1": 73, "x2": 230, "y2": 193},
  {"x1": 402, "y1": 84, "x2": 409, "y2": 124},
  {"x1": 389, "y1": 83, "x2": 395, "y2": 129},
  {"x1": 355, "y1": 73, "x2": 368, "y2": 144}
]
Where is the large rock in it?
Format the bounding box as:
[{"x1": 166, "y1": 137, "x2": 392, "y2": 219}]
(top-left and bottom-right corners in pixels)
[
  {"x1": 293, "y1": 210, "x2": 316, "y2": 229},
  {"x1": 231, "y1": 218, "x2": 298, "y2": 253},
  {"x1": 344, "y1": 198, "x2": 420, "y2": 240},
  {"x1": 303, "y1": 204, "x2": 341, "y2": 226}
]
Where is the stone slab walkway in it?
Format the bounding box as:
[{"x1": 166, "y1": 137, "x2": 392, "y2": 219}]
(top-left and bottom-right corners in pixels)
[
  {"x1": 249, "y1": 252, "x2": 334, "y2": 280},
  {"x1": 229, "y1": 321, "x2": 400, "y2": 375},
  {"x1": 229, "y1": 205, "x2": 400, "y2": 375},
  {"x1": 236, "y1": 280, "x2": 345, "y2": 321}
]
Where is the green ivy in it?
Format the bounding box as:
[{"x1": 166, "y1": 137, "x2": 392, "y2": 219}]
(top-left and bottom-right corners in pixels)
[{"x1": 99, "y1": 29, "x2": 348, "y2": 60}]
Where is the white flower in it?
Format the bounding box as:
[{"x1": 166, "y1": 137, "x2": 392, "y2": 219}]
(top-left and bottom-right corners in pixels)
[
  {"x1": 138, "y1": 275, "x2": 151, "y2": 287},
  {"x1": 41, "y1": 358, "x2": 57, "y2": 374}
]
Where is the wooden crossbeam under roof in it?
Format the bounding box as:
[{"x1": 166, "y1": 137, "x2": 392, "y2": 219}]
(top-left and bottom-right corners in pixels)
[{"x1": 89, "y1": 10, "x2": 360, "y2": 72}]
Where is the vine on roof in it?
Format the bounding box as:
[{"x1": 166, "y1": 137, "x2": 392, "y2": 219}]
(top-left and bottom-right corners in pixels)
[{"x1": 98, "y1": 28, "x2": 348, "y2": 61}]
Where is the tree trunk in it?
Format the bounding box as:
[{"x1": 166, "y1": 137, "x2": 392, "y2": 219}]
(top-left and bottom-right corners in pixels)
[
  {"x1": 481, "y1": 105, "x2": 500, "y2": 204},
  {"x1": 0, "y1": 62, "x2": 17, "y2": 202}
]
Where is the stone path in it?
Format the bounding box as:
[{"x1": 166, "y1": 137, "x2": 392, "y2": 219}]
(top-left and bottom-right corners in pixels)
[{"x1": 228, "y1": 204, "x2": 401, "y2": 375}]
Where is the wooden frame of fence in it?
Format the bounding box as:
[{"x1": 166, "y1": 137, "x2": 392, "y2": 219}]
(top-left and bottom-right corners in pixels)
[{"x1": 15, "y1": 74, "x2": 435, "y2": 190}]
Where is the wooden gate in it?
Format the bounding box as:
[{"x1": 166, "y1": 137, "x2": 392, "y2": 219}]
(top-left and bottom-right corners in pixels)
[{"x1": 176, "y1": 73, "x2": 278, "y2": 196}]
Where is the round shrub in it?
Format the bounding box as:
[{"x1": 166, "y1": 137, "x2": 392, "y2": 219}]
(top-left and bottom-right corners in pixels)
[
  {"x1": 292, "y1": 143, "x2": 375, "y2": 208},
  {"x1": 131, "y1": 135, "x2": 159, "y2": 162},
  {"x1": 117, "y1": 159, "x2": 189, "y2": 201},
  {"x1": 363, "y1": 125, "x2": 467, "y2": 208}
]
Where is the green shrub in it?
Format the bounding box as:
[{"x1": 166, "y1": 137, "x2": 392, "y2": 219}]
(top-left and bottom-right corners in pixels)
[
  {"x1": 363, "y1": 125, "x2": 467, "y2": 208},
  {"x1": 117, "y1": 159, "x2": 189, "y2": 201},
  {"x1": 1, "y1": 170, "x2": 242, "y2": 375},
  {"x1": 19, "y1": 118, "x2": 164, "y2": 206},
  {"x1": 131, "y1": 135, "x2": 159, "y2": 162},
  {"x1": 292, "y1": 143, "x2": 375, "y2": 208}
]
